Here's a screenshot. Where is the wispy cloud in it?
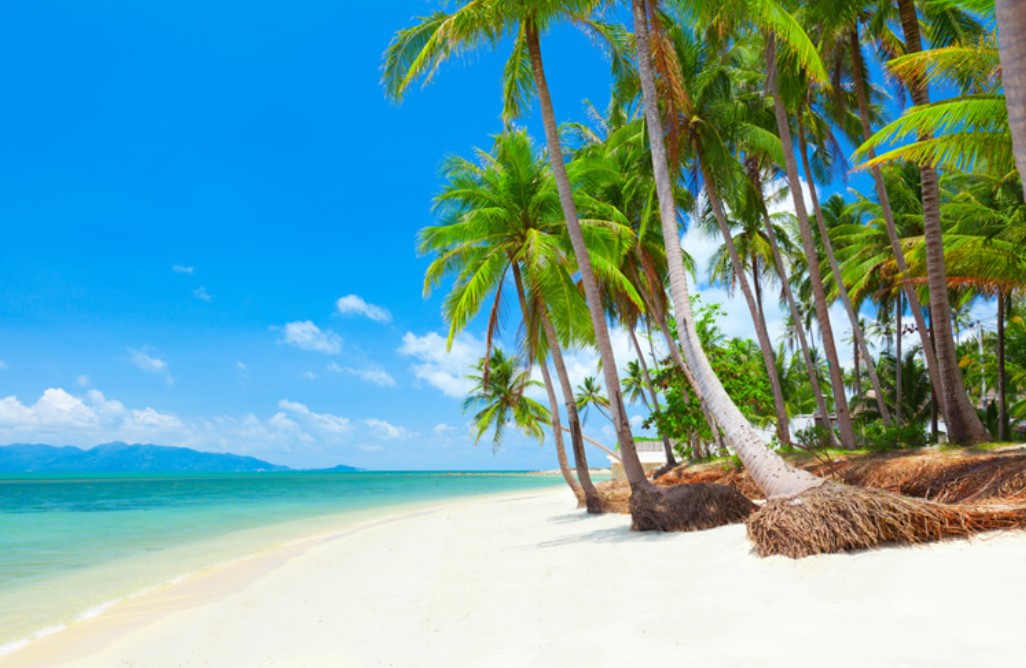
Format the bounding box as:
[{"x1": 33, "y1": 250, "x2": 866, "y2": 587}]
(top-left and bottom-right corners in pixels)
[
  {"x1": 0, "y1": 359, "x2": 7, "y2": 370},
  {"x1": 363, "y1": 418, "x2": 410, "y2": 440},
  {"x1": 327, "y1": 362, "x2": 396, "y2": 387},
  {"x1": 172, "y1": 265, "x2": 194, "y2": 274},
  {"x1": 128, "y1": 349, "x2": 172, "y2": 383},
  {"x1": 398, "y1": 331, "x2": 482, "y2": 398},
  {"x1": 279, "y1": 321, "x2": 342, "y2": 355},
  {"x1": 76, "y1": 374, "x2": 90, "y2": 387},
  {"x1": 193, "y1": 286, "x2": 213, "y2": 302},
  {"x1": 336, "y1": 294, "x2": 391, "y2": 323}
]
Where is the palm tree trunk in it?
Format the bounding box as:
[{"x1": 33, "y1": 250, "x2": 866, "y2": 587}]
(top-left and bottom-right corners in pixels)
[
  {"x1": 632, "y1": 0, "x2": 821, "y2": 497},
  {"x1": 524, "y1": 20, "x2": 650, "y2": 490},
  {"x1": 996, "y1": 0, "x2": 1026, "y2": 193},
  {"x1": 509, "y1": 264, "x2": 583, "y2": 502},
  {"x1": 850, "y1": 28, "x2": 947, "y2": 415},
  {"x1": 636, "y1": 269, "x2": 727, "y2": 454},
  {"x1": 764, "y1": 35, "x2": 857, "y2": 449},
  {"x1": 628, "y1": 325, "x2": 677, "y2": 467},
  {"x1": 539, "y1": 305, "x2": 602, "y2": 509},
  {"x1": 796, "y1": 113, "x2": 891, "y2": 425},
  {"x1": 700, "y1": 159, "x2": 792, "y2": 447},
  {"x1": 998, "y1": 294, "x2": 1008, "y2": 441},
  {"x1": 896, "y1": 0, "x2": 990, "y2": 444},
  {"x1": 896, "y1": 293, "x2": 903, "y2": 425},
  {"x1": 751, "y1": 166, "x2": 834, "y2": 435}
]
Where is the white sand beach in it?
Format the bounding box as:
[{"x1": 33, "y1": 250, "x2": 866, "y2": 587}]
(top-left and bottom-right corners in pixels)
[{"x1": 5, "y1": 488, "x2": 1026, "y2": 668}]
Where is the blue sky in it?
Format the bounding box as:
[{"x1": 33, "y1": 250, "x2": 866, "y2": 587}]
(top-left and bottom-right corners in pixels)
[
  {"x1": 0, "y1": 2, "x2": 995, "y2": 469},
  {"x1": 0, "y1": 0, "x2": 664, "y2": 469}
]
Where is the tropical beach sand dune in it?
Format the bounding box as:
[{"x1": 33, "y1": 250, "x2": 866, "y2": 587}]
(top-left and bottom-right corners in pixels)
[{"x1": 5, "y1": 489, "x2": 1026, "y2": 667}]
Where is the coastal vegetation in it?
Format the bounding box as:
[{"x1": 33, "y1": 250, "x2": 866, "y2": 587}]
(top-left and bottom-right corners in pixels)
[{"x1": 385, "y1": 0, "x2": 1026, "y2": 556}]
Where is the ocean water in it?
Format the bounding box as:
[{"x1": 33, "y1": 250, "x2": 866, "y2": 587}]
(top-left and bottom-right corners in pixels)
[{"x1": 0, "y1": 471, "x2": 565, "y2": 653}]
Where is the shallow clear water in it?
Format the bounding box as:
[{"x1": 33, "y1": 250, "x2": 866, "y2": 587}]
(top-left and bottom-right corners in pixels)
[{"x1": 0, "y1": 471, "x2": 564, "y2": 651}]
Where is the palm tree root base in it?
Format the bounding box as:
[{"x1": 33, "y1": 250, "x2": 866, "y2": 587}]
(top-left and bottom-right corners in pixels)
[
  {"x1": 746, "y1": 482, "x2": 1026, "y2": 559},
  {"x1": 630, "y1": 483, "x2": 756, "y2": 532}
]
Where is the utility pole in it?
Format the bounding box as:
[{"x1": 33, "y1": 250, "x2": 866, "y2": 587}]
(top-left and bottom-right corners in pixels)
[{"x1": 979, "y1": 321, "x2": 986, "y2": 411}]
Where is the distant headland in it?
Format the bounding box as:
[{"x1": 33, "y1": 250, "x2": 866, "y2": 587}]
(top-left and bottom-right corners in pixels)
[{"x1": 0, "y1": 442, "x2": 362, "y2": 473}]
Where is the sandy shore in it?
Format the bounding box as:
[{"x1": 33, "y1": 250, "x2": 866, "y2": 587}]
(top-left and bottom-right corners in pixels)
[{"x1": 4, "y1": 488, "x2": 1026, "y2": 667}]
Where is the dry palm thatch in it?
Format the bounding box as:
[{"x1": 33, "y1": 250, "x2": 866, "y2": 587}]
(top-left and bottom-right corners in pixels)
[
  {"x1": 593, "y1": 478, "x2": 755, "y2": 530},
  {"x1": 747, "y1": 481, "x2": 1026, "y2": 558},
  {"x1": 823, "y1": 450, "x2": 1026, "y2": 503},
  {"x1": 630, "y1": 483, "x2": 756, "y2": 532},
  {"x1": 594, "y1": 479, "x2": 632, "y2": 513},
  {"x1": 656, "y1": 448, "x2": 1026, "y2": 505}
]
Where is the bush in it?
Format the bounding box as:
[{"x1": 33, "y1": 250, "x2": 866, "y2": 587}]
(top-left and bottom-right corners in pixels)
[
  {"x1": 795, "y1": 425, "x2": 834, "y2": 452},
  {"x1": 861, "y1": 422, "x2": 927, "y2": 452}
]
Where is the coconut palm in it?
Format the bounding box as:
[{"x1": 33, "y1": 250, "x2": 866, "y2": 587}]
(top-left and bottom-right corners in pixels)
[
  {"x1": 888, "y1": 0, "x2": 991, "y2": 444},
  {"x1": 465, "y1": 348, "x2": 549, "y2": 448},
  {"x1": 421, "y1": 130, "x2": 607, "y2": 507},
  {"x1": 629, "y1": 0, "x2": 823, "y2": 498},
  {"x1": 384, "y1": 0, "x2": 654, "y2": 493},
  {"x1": 996, "y1": 0, "x2": 1026, "y2": 192},
  {"x1": 637, "y1": 15, "x2": 795, "y2": 447},
  {"x1": 576, "y1": 376, "x2": 613, "y2": 424}
]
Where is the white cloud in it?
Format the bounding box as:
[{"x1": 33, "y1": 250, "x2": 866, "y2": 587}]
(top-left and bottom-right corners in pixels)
[
  {"x1": 280, "y1": 321, "x2": 342, "y2": 355},
  {"x1": 336, "y1": 294, "x2": 391, "y2": 323},
  {"x1": 172, "y1": 265, "x2": 194, "y2": 274},
  {"x1": 0, "y1": 388, "x2": 183, "y2": 439},
  {"x1": 327, "y1": 362, "x2": 396, "y2": 387},
  {"x1": 363, "y1": 418, "x2": 410, "y2": 440},
  {"x1": 303, "y1": 371, "x2": 317, "y2": 380},
  {"x1": 129, "y1": 349, "x2": 172, "y2": 383},
  {"x1": 398, "y1": 331, "x2": 483, "y2": 398},
  {"x1": 278, "y1": 399, "x2": 352, "y2": 434},
  {"x1": 193, "y1": 286, "x2": 213, "y2": 302},
  {"x1": 76, "y1": 374, "x2": 90, "y2": 387}
]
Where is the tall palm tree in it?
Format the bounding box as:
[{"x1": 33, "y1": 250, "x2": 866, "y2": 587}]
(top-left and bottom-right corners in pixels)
[
  {"x1": 420, "y1": 131, "x2": 602, "y2": 507},
  {"x1": 384, "y1": 0, "x2": 653, "y2": 490},
  {"x1": 647, "y1": 17, "x2": 795, "y2": 446},
  {"x1": 996, "y1": 0, "x2": 1026, "y2": 193},
  {"x1": 630, "y1": 0, "x2": 822, "y2": 497},
  {"x1": 790, "y1": 77, "x2": 893, "y2": 424},
  {"x1": 813, "y1": 0, "x2": 949, "y2": 423},
  {"x1": 891, "y1": 0, "x2": 991, "y2": 443}
]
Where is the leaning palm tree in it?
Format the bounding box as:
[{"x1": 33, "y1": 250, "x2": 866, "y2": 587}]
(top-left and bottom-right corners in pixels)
[
  {"x1": 384, "y1": 0, "x2": 658, "y2": 498},
  {"x1": 630, "y1": 0, "x2": 822, "y2": 497}
]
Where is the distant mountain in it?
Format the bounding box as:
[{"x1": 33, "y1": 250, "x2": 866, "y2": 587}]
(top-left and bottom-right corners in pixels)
[
  {"x1": 0, "y1": 442, "x2": 292, "y2": 473},
  {"x1": 314, "y1": 464, "x2": 363, "y2": 473}
]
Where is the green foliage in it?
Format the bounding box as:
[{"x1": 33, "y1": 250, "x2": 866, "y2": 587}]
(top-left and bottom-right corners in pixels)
[
  {"x1": 794, "y1": 425, "x2": 834, "y2": 452},
  {"x1": 646, "y1": 299, "x2": 775, "y2": 454},
  {"x1": 859, "y1": 422, "x2": 928, "y2": 452}
]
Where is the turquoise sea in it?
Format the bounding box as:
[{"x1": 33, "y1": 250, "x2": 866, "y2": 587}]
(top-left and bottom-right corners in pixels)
[{"x1": 0, "y1": 471, "x2": 566, "y2": 653}]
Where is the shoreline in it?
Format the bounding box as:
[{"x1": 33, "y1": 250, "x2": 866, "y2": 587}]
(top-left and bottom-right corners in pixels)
[
  {"x1": 0, "y1": 485, "x2": 562, "y2": 663},
  {"x1": 5, "y1": 488, "x2": 1026, "y2": 666}
]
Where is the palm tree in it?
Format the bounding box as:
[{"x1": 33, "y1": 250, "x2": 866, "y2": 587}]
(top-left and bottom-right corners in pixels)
[
  {"x1": 645, "y1": 17, "x2": 794, "y2": 446},
  {"x1": 630, "y1": 0, "x2": 822, "y2": 497},
  {"x1": 465, "y1": 348, "x2": 549, "y2": 448},
  {"x1": 420, "y1": 130, "x2": 602, "y2": 507},
  {"x1": 996, "y1": 0, "x2": 1026, "y2": 193},
  {"x1": 890, "y1": 0, "x2": 991, "y2": 444},
  {"x1": 814, "y1": 0, "x2": 950, "y2": 429},
  {"x1": 576, "y1": 376, "x2": 613, "y2": 424},
  {"x1": 384, "y1": 0, "x2": 652, "y2": 490}
]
